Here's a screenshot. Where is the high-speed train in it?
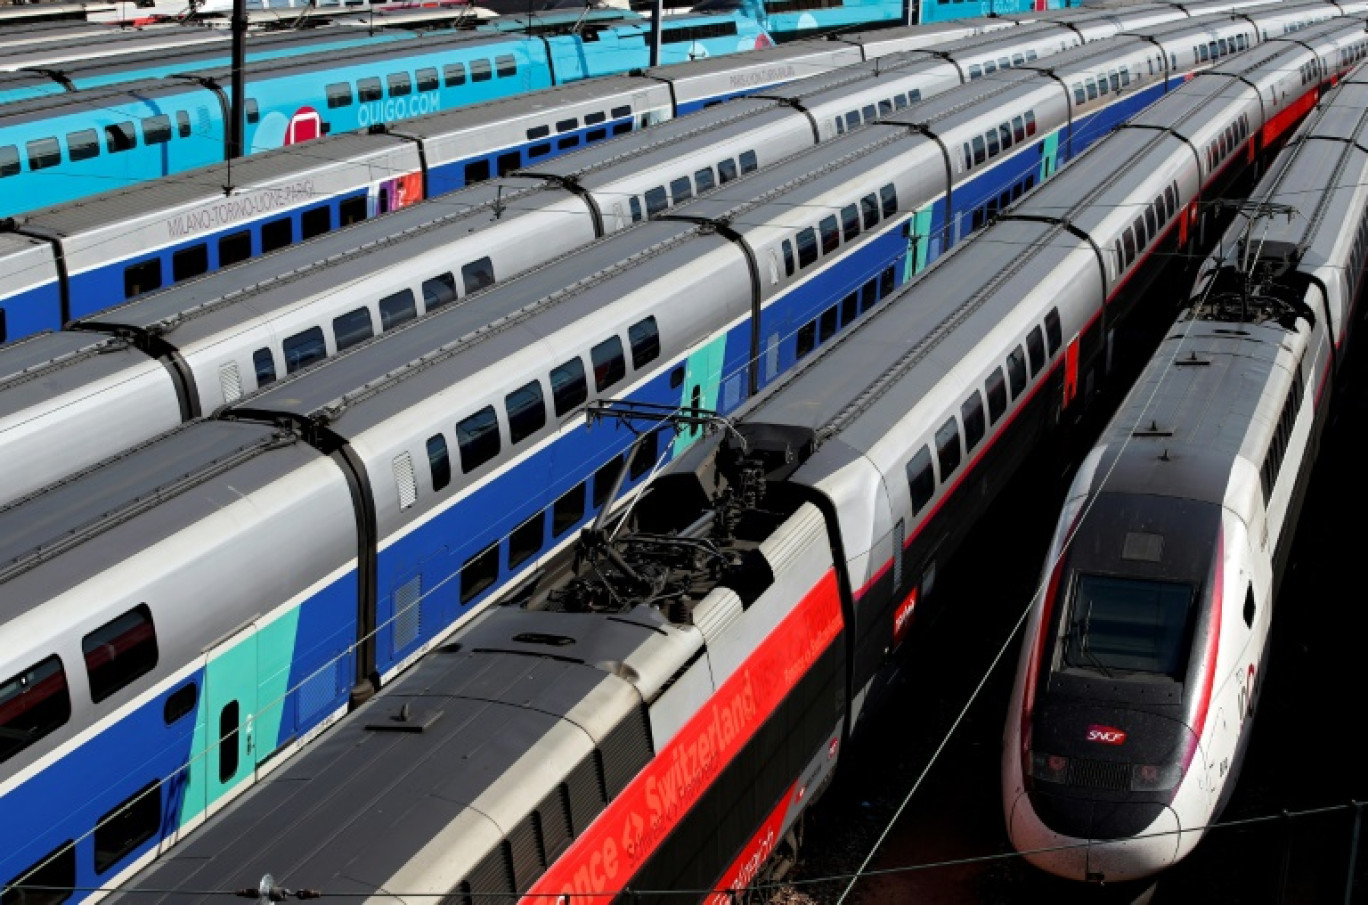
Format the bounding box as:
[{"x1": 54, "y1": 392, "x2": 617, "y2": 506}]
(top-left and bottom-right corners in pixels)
[
  {"x1": 0, "y1": 11, "x2": 1267, "y2": 507},
  {"x1": 1, "y1": 20, "x2": 1357, "y2": 904},
  {"x1": 0, "y1": 8, "x2": 773, "y2": 219},
  {"x1": 89, "y1": 32, "x2": 1361, "y2": 905},
  {"x1": 1001, "y1": 62, "x2": 1368, "y2": 885}
]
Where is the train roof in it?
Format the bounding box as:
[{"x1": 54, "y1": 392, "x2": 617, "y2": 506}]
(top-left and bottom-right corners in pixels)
[
  {"x1": 0, "y1": 24, "x2": 222, "y2": 70},
  {"x1": 832, "y1": 18, "x2": 1016, "y2": 55},
  {"x1": 639, "y1": 37, "x2": 865, "y2": 88},
  {"x1": 0, "y1": 78, "x2": 193, "y2": 125},
  {"x1": 0, "y1": 19, "x2": 111, "y2": 50}
]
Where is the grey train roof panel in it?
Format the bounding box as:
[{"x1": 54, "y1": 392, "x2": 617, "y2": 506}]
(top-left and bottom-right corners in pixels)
[
  {"x1": 640, "y1": 39, "x2": 867, "y2": 89},
  {"x1": 38, "y1": 28, "x2": 354, "y2": 80},
  {"x1": 0, "y1": 333, "x2": 152, "y2": 418},
  {"x1": 9, "y1": 131, "x2": 415, "y2": 236},
  {"x1": 0, "y1": 79, "x2": 194, "y2": 125}
]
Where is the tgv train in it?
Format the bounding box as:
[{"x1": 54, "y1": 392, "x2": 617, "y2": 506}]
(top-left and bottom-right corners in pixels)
[
  {"x1": 2, "y1": 18, "x2": 1361, "y2": 904},
  {"x1": 95, "y1": 31, "x2": 1364, "y2": 905},
  {"x1": 0, "y1": 11, "x2": 1247, "y2": 503},
  {"x1": 1002, "y1": 63, "x2": 1368, "y2": 885},
  {"x1": 0, "y1": 24, "x2": 238, "y2": 75},
  {"x1": 0, "y1": 9, "x2": 772, "y2": 219}
]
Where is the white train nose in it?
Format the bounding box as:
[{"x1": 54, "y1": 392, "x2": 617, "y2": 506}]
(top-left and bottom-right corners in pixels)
[{"x1": 1008, "y1": 793, "x2": 1183, "y2": 882}]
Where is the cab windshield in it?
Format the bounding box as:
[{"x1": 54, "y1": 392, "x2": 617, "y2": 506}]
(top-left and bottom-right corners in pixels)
[{"x1": 1063, "y1": 574, "x2": 1196, "y2": 679}]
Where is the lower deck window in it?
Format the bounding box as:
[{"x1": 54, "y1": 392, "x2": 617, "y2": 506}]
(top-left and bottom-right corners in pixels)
[
  {"x1": 461, "y1": 544, "x2": 499, "y2": 604},
  {"x1": 94, "y1": 781, "x2": 160, "y2": 873},
  {"x1": 4, "y1": 841, "x2": 75, "y2": 905},
  {"x1": 124, "y1": 260, "x2": 162, "y2": 299}
]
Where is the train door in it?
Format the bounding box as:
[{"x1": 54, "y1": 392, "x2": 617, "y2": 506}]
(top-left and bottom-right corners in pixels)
[
  {"x1": 201, "y1": 623, "x2": 259, "y2": 821},
  {"x1": 906, "y1": 207, "x2": 933, "y2": 279},
  {"x1": 672, "y1": 334, "x2": 728, "y2": 456}
]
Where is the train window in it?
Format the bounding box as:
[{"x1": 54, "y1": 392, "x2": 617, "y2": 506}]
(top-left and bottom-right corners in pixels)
[
  {"x1": 860, "y1": 194, "x2": 878, "y2": 231},
  {"x1": 906, "y1": 446, "x2": 935, "y2": 516},
  {"x1": 552, "y1": 357, "x2": 588, "y2": 416},
  {"x1": 465, "y1": 160, "x2": 490, "y2": 184},
  {"x1": 457, "y1": 406, "x2": 501, "y2": 473},
  {"x1": 1072, "y1": 83, "x2": 1085, "y2": 105},
  {"x1": 471, "y1": 59, "x2": 492, "y2": 82},
  {"x1": 695, "y1": 167, "x2": 715, "y2": 193},
  {"x1": 878, "y1": 99, "x2": 892, "y2": 116},
  {"x1": 4, "y1": 841, "x2": 74, "y2": 905},
  {"x1": 526, "y1": 124, "x2": 550, "y2": 141},
  {"x1": 820, "y1": 216, "x2": 839, "y2": 254},
  {"x1": 880, "y1": 266, "x2": 894, "y2": 299},
  {"x1": 498, "y1": 151, "x2": 521, "y2": 176},
  {"x1": 611, "y1": 105, "x2": 632, "y2": 119},
  {"x1": 1026, "y1": 327, "x2": 1045, "y2": 376},
  {"x1": 0, "y1": 146, "x2": 19, "y2": 178},
  {"x1": 1012, "y1": 116, "x2": 1025, "y2": 143},
  {"x1": 585, "y1": 111, "x2": 606, "y2": 126},
  {"x1": 172, "y1": 244, "x2": 208, "y2": 281},
  {"x1": 220, "y1": 701, "x2": 242, "y2": 783},
  {"x1": 164, "y1": 682, "x2": 197, "y2": 725},
  {"x1": 962, "y1": 143, "x2": 972, "y2": 170},
  {"x1": 969, "y1": 64, "x2": 982, "y2": 80},
  {"x1": 444, "y1": 63, "x2": 467, "y2": 87},
  {"x1": 333, "y1": 307, "x2": 374, "y2": 352},
  {"x1": 506, "y1": 380, "x2": 546, "y2": 444},
  {"x1": 591, "y1": 336, "x2": 626, "y2": 391},
  {"x1": 1026, "y1": 50, "x2": 1038, "y2": 62},
  {"x1": 671, "y1": 176, "x2": 692, "y2": 204},
  {"x1": 1045, "y1": 309, "x2": 1062, "y2": 355},
  {"x1": 999, "y1": 124, "x2": 1012, "y2": 151},
  {"x1": 508, "y1": 511, "x2": 544, "y2": 570},
  {"x1": 1065, "y1": 574, "x2": 1193, "y2": 677},
  {"x1": 796, "y1": 321, "x2": 816, "y2": 359},
  {"x1": 83, "y1": 605, "x2": 157, "y2": 704},
  {"x1": 972, "y1": 136, "x2": 985, "y2": 166},
  {"x1": 380, "y1": 289, "x2": 417, "y2": 330},
  {"x1": 460, "y1": 544, "x2": 499, "y2": 605},
  {"x1": 67, "y1": 129, "x2": 98, "y2": 162},
  {"x1": 219, "y1": 230, "x2": 251, "y2": 266},
  {"x1": 556, "y1": 118, "x2": 578, "y2": 133},
  {"x1": 1121, "y1": 68, "x2": 1130, "y2": 87},
  {"x1": 245, "y1": 99, "x2": 259, "y2": 125},
  {"x1": 1152, "y1": 199, "x2": 1165, "y2": 234},
  {"x1": 593, "y1": 457, "x2": 624, "y2": 509},
  {"x1": 740, "y1": 150, "x2": 758, "y2": 174},
  {"x1": 1006, "y1": 347, "x2": 1027, "y2": 399},
  {"x1": 552, "y1": 482, "x2": 586, "y2": 536},
  {"x1": 94, "y1": 781, "x2": 160, "y2": 874},
  {"x1": 1085, "y1": 79, "x2": 1098, "y2": 101},
  {"x1": 860, "y1": 278, "x2": 878, "y2": 313},
  {"x1": 340, "y1": 196, "x2": 367, "y2": 227},
  {"x1": 252, "y1": 348, "x2": 276, "y2": 386},
  {"x1": 461, "y1": 257, "x2": 495, "y2": 294},
  {"x1": 1097, "y1": 73, "x2": 1109, "y2": 96},
  {"x1": 1133, "y1": 215, "x2": 1147, "y2": 249},
  {"x1": 986, "y1": 129, "x2": 1000, "y2": 158},
  {"x1": 359, "y1": 77, "x2": 382, "y2": 102},
  {"x1": 935, "y1": 417, "x2": 961, "y2": 479},
  {"x1": 1122, "y1": 227, "x2": 1136, "y2": 265},
  {"x1": 983, "y1": 60, "x2": 996, "y2": 75},
  {"x1": 894, "y1": 93, "x2": 908, "y2": 110},
  {"x1": 123, "y1": 260, "x2": 161, "y2": 299},
  {"x1": 0, "y1": 656, "x2": 70, "y2": 765},
  {"x1": 529, "y1": 141, "x2": 552, "y2": 158},
  {"x1": 628, "y1": 317, "x2": 660, "y2": 368},
  {"x1": 1110, "y1": 71, "x2": 1121, "y2": 92},
  {"x1": 629, "y1": 197, "x2": 643, "y2": 223},
  {"x1": 962, "y1": 391, "x2": 985, "y2": 452},
  {"x1": 782, "y1": 240, "x2": 794, "y2": 276},
  {"x1": 841, "y1": 292, "x2": 858, "y2": 326},
  {"x1": 388, "y1": 72, "x2": 412, "y2": 98},
  {"x1": 718, "y1": 158, "x2": 738, "y2": 184},
  {"x1": 26, "y1": 137, "x2": 60, "y2": 171},
  {"x1": 645, "y1": 187, "x2": 668, "y2": 217},
  {"x1": 283, "y1": 326, "x2": 326, "y2": 373},
  {"x1": 629, "y1": 429, "x2": 659, "y2": 480},
  {"x1": 908, "y1": 88, "x2": 922, "y2": 104},
  {"x1": 586, "y1": 127, "x2": 606, "y2": 143},
  {"x1": 1024, "y1": 111, "x2": 1036, "y2": 136},
  {"x1": 301, "y1": 205, "x2": 331, "y2": 240},
  {"x1": 105, "y1": 121, "x2": 136, "y2": 153},
  {"x1": 1144, "y1": 205, "x2": 1158, "y2": 242},
  {"x1": 841, "y1": 204, "x2": 860, "y2": 242},
  {"x1": 261, "y1": 217, "x2": 292, "y2": 253},
  {"x1": 496, "y1": 55, "x2": 517, "y2": 78},
  {"x1": 422, "y1": 273, "x2": 457, "y2": 311},
  {"x1": 417, "y1": 68, "x2": 439, "y2": 92},
  {"x1": 142, "y1": 115, "x2": 171, "y2": 145},
  {"x1": 819, "y1": 306, "x2": 837, "y2": 343},
  {"x1": 796, "y1": 228, "x2": 818, "y2": 268}
]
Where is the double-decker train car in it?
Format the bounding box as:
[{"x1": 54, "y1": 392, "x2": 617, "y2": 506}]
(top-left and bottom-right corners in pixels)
[
  {"x1": 0, "y1": 21, "x2": 1355, "y2": 904},
  {"x1": 87, "y1": 34, "x2": 1368, "y2": 905},
  {"x1": 1002, "y1": 63, "x2": 1368, "y2": 884},
  {"x1": 0, "y1": 9, "x2": 772, "y2": 219}
]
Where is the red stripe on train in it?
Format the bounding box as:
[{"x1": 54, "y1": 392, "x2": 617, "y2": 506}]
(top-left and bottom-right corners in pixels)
[{"x1": 522, "y1": 569, "x2": 844, "y2": 904}]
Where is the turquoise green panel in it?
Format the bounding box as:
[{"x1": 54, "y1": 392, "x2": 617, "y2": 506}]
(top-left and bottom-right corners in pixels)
[
  {"x1": 201, "y1": 629, "x2": 259, "y2": 810},
  {"x1": 906, "y1": 207, "x2": 934, "y2": 281},
  {"x1": 252, "y1": 609, "x2": 301, "y2": 766},
  {"x1": 1040, "y1": 132, "x2": 1060, "y2": 182},
  {"x1": 176, "y1": 685, "x2": 210, "y2": 829},
  {"x1": 673, "y1": 333, "x2": 728, "y2": 456}
]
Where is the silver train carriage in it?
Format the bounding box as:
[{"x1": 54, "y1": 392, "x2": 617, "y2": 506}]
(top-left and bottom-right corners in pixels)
[{"x1": 1002, "y1": 64, "x2": 1368, "y2": 883}]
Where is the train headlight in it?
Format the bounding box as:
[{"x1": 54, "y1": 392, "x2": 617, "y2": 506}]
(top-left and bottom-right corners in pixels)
[
  {"x1": 1130, "y1": 763, "x2": 1183, "y2": 792},
  {"x1": 1028, "y1": 750, "x2": 1070, "y2": 784}
]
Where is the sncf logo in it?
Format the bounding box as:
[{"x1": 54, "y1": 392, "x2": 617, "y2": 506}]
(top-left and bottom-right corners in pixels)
[{"x1": 1087, "y1": 724, "x2": 1127, "y2": 745}]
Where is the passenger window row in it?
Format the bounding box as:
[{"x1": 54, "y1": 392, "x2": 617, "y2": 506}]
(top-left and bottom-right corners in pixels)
[
  {"x1": 1338, "y1": 41, "x2": 1368, "y2": 68},
  {"x1": 1297, "y1": 60, "x2": 1323, "y2": 87},
  {"x1": 1111, "y1": 180, "x2": 1180, "y2": 275},
  {"x1": 966, "y1": 48, "x2": 1038, "y2": 81},
  {"x1": 466, "y1": 109, "x2": 637, "y2": 185},
  {"x1": 961, "y1": 110, "x2": 1037, "y2": 170},
  {"x1": 524, "y1": 104, "x2": 633, "y2": 143},
  {"x1": 794, "y1": 268, "x2": 895, "y2": 360},
  {"x1": 1070, "y1": 67, "x2": 1132, "y2": 106},
  {"x1": 780, "y1": 183, "x2": 898, "y2": 277},
  {"x1": 627, "y1": 150, "x2": 757, "y2": 223},
  {"x1": 1204, "y1": 114, "x2": 1249, "y2": 176},
  {"x1": 324, "y1": 55, "x2": 519, "y2": 109},
  {"x1": 121, "y1": 192, "x2": 372, "y2": 301},
  {"x1": 2, "y1": 110, "x2": 197, "y2": 177},
  {"x1": 661, "y1": 20, "x2": 737, "y2": 43},
  {"x1": 1259, "y1": 364, "x2": 1305, "y2": 500},
  {"x1": 1194, "y1": 33, "x2": 1246, "y2": 64},
  {"x1": 831, "y1": 88, "x2": 922, "y2": 135},
  {"x1": 248, "y1": 256, "x2": 495, "y2": 387},
  {"x1": 412, "y1": 315, "x2": 660, "y2": 509},
  {"x1": 968, "y1": 171, "x2": 1035, "y2": 234},
  {"x1": 1, "y1": 604, "x2": 162, "y2": 767},
  {"x1": 904, "y1": 307, "x2": 1062, "y2": 517}
]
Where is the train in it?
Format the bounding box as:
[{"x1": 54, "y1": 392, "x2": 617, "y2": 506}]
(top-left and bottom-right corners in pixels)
[
  {"x1": 1001, "y1": 60, "x2": 1368, "y2": 884},
  {"x1": 2, "y1": 12, "x2": 1361, "y2": 904},
  {"x1": 0, "y1": 8, "x2": 773, "y2": 219},
  {"x1": 85, "y1": 23, "x2": 1367, "y2": 905}
]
